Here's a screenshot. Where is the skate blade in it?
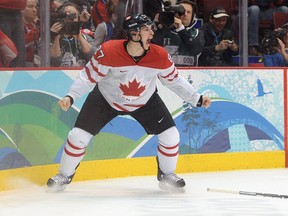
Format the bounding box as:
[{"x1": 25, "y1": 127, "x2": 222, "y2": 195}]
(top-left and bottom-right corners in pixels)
[
  {"x1": 158, "y1": 182, "x2": 185, "y2": 193},
  {"x1": 46, "y1": 185, "x2": 67, "y2": 193}
]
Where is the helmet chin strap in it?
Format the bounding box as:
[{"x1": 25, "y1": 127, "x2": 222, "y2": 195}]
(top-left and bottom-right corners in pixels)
[{"x1": 130, "y1": 33, "x2": 149, "y2": 53}]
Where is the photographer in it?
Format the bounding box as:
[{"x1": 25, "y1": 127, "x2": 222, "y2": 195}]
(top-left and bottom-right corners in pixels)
[
  {"x1": 262, "y1": 24, "x2": 288, "y2": 66},
  {"x1": 198, "y1": 7, "x2": 238, "y2": 66},
  {"x1": 152, "y1": 0, "x2": 204, "y2": 66},
  {"x1": 50, "y1": 3, "x2": 96, "y2": 67},
  {"x1": 248, "y1": 0, "x2": 288, "y2": 55}
]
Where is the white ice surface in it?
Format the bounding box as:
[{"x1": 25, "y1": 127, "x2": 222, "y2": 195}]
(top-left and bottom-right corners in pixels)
[{"x1": 1, "y1": 168, "x2": 288, "y2": 216}]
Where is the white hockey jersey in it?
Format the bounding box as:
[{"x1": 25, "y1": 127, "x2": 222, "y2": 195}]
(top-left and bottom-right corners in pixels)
[{"x1": 67, "y1": 40, "x2": 201, "y2": 112}]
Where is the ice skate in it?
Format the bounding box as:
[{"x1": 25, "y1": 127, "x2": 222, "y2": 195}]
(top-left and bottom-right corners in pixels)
[
  {"x1": 156, "y1": 157, "x2": 186, "y2": 192},
  {"x1": 46, "y1": 173, "x2": 74, "y2": 192}
]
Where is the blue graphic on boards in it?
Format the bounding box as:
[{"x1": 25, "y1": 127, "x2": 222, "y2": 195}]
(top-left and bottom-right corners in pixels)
[
  {"x1": 256, "y1": 79, "x2": 272, "y2": 97},
  {"x1": 133, "y1": 100, "x2": 284, "y2": 157}
]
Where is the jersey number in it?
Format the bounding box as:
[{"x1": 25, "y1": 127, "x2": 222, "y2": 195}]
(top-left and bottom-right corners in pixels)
[{"x1": 96, "y1": 46, "x2": 105, "y2": 59}]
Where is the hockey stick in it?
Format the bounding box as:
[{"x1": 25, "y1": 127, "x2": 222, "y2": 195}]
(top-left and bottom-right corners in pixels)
[{"x1": 207, "y1": 188, "x2": 288, "y2": 199}]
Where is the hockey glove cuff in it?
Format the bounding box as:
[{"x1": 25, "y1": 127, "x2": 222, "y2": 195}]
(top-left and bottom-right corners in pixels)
[{"x1": 196, "y1": 95, "x2": 203, "y2": 107}]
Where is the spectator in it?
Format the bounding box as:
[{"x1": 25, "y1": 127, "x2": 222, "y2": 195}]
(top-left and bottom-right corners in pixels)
[
  {"x1": 153, "y1": 0, "x2": 204, "y2": 66},
  {"x1": 262, "y1": 23, "x2": 288, "y2": 66},
  {"x1": 94, "y1": 8, "x2": 117, "y2": 46},
  {"x1": 198, "y1": 7, "x2": 239, "y2": 66},
  {"x1": 91, "y1": 0, "x2": 118, "y2": 29},
  {"x1": 91, "y1": 0, "x2": 126, "y2": 40},
  {"x1": 110, "y1": 0, "x2": 127, "y2": 39},
  {"x1": 0, "y1": 0, "x2": 27, "y2": 67},
  {"x1": 248, "y1": 0, "x2": 288, "y2": 55},
  {"x1": 22, "y1": 0, "x2": 41, "y2": 67},
  {"x1": 0, "y1": 29, "x2": 18, "y2": 67},
  {"x1": 68, "y1": 0, "x2": 93, "y2": 30},
  {"x1": 50, "y1": 2, "x2": 97, "y2": 67}
]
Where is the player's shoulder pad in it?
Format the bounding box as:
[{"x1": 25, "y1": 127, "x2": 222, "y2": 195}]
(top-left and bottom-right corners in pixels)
[
  {"x1": 101, "y1": 40, "x2": 124, "y2": 51},
  {"x1": 149, "y1": 43, "x2": 169, "y2": 56}
]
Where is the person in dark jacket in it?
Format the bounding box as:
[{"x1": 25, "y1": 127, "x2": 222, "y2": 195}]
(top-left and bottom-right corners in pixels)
[
  {"x1": 152, "y1": 0, "x2": 204, "y2": 66},
  {"x1": 198, "y1": 7, "x2": 238, "y2": 66}
]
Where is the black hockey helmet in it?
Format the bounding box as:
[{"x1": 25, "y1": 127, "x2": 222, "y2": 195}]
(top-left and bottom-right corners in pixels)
[{"x1": 122, "y1": 14, "x2": 155, "y2": 35}]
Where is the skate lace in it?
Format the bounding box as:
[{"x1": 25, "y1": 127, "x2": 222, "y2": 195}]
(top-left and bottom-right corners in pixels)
[
  {"x1": 163, "y1": 173, "x2": 182, "y2": 183},
  {"x1": 52, "y1": 173, "x2": 70, "y2": 184}
]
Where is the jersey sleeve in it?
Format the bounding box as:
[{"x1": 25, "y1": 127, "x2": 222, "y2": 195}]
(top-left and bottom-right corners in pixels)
[
  {"x1": 66, "y1": 45, "x2": 110, "y2": 101},
  {"x1": 158, "y1": 52, "x2": 201, "y2": 107}
]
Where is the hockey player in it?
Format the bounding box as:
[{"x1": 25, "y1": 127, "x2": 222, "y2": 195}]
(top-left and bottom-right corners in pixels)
[{"x1": 47, "y1": 14, "x2": 211, "y2": 192}]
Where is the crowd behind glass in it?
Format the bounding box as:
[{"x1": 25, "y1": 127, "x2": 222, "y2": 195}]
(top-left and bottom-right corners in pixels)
[{"x1": 0, "y1": 0, "x2": 287, "y2": 68}]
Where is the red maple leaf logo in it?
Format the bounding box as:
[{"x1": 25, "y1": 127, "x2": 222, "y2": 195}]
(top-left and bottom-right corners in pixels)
[{"x1": 119, "y1": 78, "x2": 146, "y2": 96}]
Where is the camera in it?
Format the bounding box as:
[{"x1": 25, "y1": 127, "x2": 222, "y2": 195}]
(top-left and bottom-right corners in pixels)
[
  {"x1": 51, "y1": 12, "x2": 81, "y2": 35},
  {"x1": 159, "y1": 2, "x2": 185, "y2": 28},
  {"x1": 60, "y1": 21, "x2": 81, "y2": 35},
  {"x1": 262, "y1": 28, "x2": 287, "y2": 54}
]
